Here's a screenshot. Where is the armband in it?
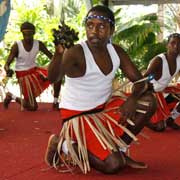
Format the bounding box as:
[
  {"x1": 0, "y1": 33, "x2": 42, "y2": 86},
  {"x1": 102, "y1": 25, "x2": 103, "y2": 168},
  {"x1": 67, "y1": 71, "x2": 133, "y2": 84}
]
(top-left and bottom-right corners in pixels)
[{"x1": 134, "y1": 74, "x2": 154, "y2": 84}]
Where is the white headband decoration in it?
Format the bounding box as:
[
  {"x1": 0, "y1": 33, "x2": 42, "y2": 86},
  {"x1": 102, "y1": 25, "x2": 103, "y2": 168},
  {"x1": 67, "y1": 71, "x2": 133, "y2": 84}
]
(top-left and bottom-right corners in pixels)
[{"x1": 85, "y1": 15, "x2": 114, "y2": 25}]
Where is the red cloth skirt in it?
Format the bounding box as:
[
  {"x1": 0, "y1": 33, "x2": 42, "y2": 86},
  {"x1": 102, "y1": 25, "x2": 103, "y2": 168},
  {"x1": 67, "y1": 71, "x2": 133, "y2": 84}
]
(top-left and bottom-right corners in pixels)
[
  {"x1": 15, "y1": 67, "x2": 50, "y2": 99},
  {"x1": 150, "y1": 92, "x2": 171, "y2": 123},
  {"x1": 150, "y1": 85, "x2": 180, "y2": 124},
  {"x1": 60, "y1": 96, "x2": 126, "y2": 160}
]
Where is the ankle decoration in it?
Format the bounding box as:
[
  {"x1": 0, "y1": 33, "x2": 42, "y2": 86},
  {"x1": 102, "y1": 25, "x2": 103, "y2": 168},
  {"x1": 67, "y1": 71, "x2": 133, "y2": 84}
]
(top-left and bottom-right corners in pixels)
[
  {"x1": 12, "y1": 94, "x2": 17, "y2": 100},
  {"x1": 53, "y1": 97, "x2": 58, "y2": 103}
]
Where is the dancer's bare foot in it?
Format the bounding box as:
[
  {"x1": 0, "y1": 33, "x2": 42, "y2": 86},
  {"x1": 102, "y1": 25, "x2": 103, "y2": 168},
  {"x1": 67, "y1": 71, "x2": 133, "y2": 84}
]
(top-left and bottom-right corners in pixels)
[
  {"x1": 45, "y1": 134, "x2": 59, "y2": 166},
  {"x1": 125, "y1": 155, "x2": 148, "y2": 169}
]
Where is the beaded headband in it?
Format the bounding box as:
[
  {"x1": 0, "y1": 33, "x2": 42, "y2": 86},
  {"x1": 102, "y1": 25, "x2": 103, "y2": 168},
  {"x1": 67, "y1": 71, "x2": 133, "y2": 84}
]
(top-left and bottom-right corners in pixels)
[{"x1": 85, "y1": 15, "x2": 115, "y2": 25}]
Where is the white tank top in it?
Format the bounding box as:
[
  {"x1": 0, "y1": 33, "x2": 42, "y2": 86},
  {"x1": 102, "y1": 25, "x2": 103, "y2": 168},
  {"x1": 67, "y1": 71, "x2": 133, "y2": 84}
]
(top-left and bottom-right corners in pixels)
[
  {"x1": 150, "y1": 53, "x2": 180, "y2": 92},
  {"x1": 59, "y1": 41, "x2": 120, "y2": 110},
  {"x1": 15, "y1": 40, "x2": 39, "y2": 71}
]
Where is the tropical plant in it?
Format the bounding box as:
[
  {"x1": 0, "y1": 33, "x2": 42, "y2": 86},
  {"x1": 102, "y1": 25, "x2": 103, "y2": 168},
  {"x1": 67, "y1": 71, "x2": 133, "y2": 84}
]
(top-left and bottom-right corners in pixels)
[{"x1": 112, "y1": 8, "x2": 166, "y2": 78}]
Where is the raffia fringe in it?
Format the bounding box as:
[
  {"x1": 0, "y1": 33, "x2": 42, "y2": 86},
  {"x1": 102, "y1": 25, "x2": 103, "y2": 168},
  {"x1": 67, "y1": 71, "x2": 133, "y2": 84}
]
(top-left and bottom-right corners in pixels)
[
  {"x1": 18, "y1": 74, "x2": 44, "y2": 110},
  {"x1": 54, "y1": 104, "x2": 139, "y2": 174}
]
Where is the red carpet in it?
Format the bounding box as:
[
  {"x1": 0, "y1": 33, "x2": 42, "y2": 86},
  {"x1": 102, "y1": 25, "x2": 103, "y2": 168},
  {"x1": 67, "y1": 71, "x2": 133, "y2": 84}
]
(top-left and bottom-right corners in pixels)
[{"x1": 0, "y1": 102, "x2": 180, "y2": 180}]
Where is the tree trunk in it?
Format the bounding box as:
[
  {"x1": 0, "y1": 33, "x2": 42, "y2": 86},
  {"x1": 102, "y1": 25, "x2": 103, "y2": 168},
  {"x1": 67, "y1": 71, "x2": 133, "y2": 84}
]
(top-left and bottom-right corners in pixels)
[{"x1": 157, "y1": 4, "x2": 164, "y2": 42}]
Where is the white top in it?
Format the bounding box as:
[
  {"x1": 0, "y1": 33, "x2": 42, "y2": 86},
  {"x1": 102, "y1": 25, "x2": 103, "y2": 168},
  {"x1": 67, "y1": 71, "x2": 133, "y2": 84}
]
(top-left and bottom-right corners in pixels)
[
  {"x1": 59, "y1": 41, "x2": 120, "y2": 110},
  {"x1": 150, "y1": 53, "x2": 180, "y2": 92},
  {"x1": 15, "y1": 40, "x2": 39, "y2": 71}
]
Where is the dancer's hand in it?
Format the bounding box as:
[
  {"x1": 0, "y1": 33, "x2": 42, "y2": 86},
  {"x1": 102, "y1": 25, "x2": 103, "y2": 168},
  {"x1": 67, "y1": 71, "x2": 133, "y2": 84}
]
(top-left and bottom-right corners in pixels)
[
  {"x1": 4, "y1": 65, "x2": 14, "y2": 77},
  {"x1": 119, "y1": 96, "x2": 137, "y2": 125},
  {"x1": 55, "y1": 44, "x2": 65, "y2": 55}
]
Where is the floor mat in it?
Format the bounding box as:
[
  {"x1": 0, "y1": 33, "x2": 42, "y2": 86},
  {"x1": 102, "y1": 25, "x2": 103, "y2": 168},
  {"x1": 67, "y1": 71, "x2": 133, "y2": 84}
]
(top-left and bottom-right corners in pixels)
[{"x1": 0, "y1": 103, "x2": 180, "y2": 180}]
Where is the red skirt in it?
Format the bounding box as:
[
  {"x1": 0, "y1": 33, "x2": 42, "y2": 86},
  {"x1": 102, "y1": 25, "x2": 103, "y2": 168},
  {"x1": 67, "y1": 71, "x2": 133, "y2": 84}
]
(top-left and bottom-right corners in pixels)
[
  {"x1": 150, "y1": 85, "x2": 180, "y2": 124},
  {"x1": 16, "y1": 67, "x2": 50, "y2": 100},
  {"x1": 60, "y1": 96, "x2": 126, "y2": 160}
]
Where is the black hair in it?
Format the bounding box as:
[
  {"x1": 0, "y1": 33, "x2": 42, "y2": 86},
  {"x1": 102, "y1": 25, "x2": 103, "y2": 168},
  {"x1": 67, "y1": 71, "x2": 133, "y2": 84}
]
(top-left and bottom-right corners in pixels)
[
  {"x1": 20, "y1": 22, "x2": 35, "y2": 32},
  {"x1": 168, "y1": 33, "x2": 180, "y2": 42},
  {"x1": 86, "y1": 5, "x2": 115, "y2": 28}
]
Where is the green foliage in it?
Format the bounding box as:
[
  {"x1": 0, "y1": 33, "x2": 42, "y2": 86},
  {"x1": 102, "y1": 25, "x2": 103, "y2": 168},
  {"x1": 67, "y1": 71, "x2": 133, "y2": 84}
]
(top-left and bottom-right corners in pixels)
[
  {"x1": 112, "y1": 9, "x2": 165, "y2": 74},
  {"x1": 92, "y1": 0, "x2": 100, "y2": 5}
]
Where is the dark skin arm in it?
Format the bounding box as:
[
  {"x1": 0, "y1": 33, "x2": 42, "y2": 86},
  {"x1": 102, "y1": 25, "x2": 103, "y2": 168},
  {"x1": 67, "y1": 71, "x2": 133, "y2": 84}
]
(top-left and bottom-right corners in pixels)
[
  {"x1": 4, "y1": 43, "x2": 18, "y2": 72},
  {"x1": 114, "y1": 44, "x2": 148, "y2": 121},
  {"x1": 39, "y1": 41, "x2": 53, "y2": 59},
  {"x1": 143, "y1": 56, "x2": 162, "y2": 92},
  {"x1": 48, "y1": 44, "x2": 65, "y2": 83},
  {"x1": 143, "y1": 56, "x2": 162, "y2": 81},
  {"x1": 115, "y1": 45, "x2": 142, "y2": 83}
]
